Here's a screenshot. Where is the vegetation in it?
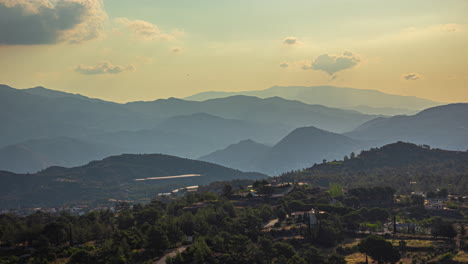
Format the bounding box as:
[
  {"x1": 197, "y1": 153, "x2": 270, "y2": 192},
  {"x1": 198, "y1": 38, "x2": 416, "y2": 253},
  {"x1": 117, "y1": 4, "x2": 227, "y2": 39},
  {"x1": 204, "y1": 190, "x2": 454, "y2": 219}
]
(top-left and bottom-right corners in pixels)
[{"x1": 278, "y1": 142, "x2": 468, "y2": 194}]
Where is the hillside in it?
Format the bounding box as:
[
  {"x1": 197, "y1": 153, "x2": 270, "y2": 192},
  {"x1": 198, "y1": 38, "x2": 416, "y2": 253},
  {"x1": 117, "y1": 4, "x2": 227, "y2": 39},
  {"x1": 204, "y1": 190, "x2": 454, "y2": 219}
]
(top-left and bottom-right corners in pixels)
[
  {"x1": 278, "y1": 142, "x2": 468, "y2": 193},
  {"x1": 0, "y1": 154, "x2": 266, "y2": 209},
  {"x1": 346, "y1": 103, "x2": 468, "y2": 150},
  {"x1": 255, "y1": 126, "x2": 363, "y2": 174},
  {"x1": 184, "y1": 86, "x2": 440, "y2": 115},
  {"x1": 199, "y1": 139, "x2": 271, "y2": 171}
]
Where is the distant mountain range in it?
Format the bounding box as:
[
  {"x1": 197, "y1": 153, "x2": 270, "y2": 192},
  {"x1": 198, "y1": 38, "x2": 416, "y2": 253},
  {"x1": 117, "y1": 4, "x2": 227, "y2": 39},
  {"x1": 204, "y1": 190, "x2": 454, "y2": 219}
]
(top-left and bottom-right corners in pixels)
[
  {"x1": 124, "y1": 95, "x2": 377, "y2": 133},
  {"x1": 0, "y1": 84, "x2": 466, "y2": 176},
  {"x1": 346, "y1": 103, "x2": 468, "y2": 150},
  {"x1": 201, "y1": 103, "x2": 468, "y2": 174},
  {"x1": 0, "y1": 84, "x2": 379, "y2": 172},
  {"x1": 201, "y1": 126, "x2": 364, "y2": 175},
  {"x1": 185, "y1": 86, "x2": 441, "y2": 115},
  {"x1": 0, "y1": 84, "x2": 153, "y2": 147},
  {"x1": 0, "y1": 154, "x2": 266, "y2": 209}
]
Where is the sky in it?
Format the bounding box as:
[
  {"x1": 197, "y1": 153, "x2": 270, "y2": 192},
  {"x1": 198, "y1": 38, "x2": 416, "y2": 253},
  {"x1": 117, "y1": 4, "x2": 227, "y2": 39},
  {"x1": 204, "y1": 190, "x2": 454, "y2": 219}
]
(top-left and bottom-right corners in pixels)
[{"x1": 0, "y1": 0, "x2": 467, "y2": 103}]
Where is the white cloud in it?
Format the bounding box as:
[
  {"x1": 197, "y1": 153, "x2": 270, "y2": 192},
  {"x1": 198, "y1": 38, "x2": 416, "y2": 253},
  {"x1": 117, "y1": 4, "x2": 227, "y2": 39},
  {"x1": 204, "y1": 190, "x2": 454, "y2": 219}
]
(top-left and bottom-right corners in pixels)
[{"x1": 74, "y1": 61, "x2": 135, "y2": 75}]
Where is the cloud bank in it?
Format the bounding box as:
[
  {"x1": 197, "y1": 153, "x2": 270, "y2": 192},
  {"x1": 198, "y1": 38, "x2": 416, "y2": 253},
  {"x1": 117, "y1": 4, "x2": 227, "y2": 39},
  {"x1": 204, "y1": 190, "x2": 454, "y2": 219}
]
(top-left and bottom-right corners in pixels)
[
  {"x1": 0, "y1": 0, "x2": 106, "y2": 45},
  {"x1": 302, "y1": 52, "x2": 360, "y2": 75},
  {"x1": 74, "y1": 61, "x2": 135, "y2": 75}
]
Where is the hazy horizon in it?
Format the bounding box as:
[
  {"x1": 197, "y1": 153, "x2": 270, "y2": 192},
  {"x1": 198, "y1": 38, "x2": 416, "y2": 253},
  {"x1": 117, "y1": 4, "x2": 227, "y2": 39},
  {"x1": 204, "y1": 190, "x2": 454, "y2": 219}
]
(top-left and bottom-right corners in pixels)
[
  {"x1": 1, "y1": 0, "x2": 467, "y2": 103},
  {"x1": 5, "y1": 84, "x2": 453, "y2": 104}
]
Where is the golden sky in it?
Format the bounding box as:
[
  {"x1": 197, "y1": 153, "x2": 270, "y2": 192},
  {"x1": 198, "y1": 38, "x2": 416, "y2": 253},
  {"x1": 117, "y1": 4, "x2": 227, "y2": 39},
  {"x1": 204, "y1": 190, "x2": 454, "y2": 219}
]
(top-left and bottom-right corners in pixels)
[{"x1": 0, "y1": 0, "x2": 467, "y2": 103}]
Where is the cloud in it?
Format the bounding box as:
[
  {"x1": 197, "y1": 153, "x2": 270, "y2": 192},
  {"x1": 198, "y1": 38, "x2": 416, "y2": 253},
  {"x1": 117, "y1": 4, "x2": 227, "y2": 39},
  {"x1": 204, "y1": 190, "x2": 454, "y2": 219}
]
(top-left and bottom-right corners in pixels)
[
  {"x1": 401, "y1": 73, "x2": 422, "y2": 81},
  {"x1": 74, "y1": 61, "x2": 135, "y2": 75},
  {"x1": 279, "y1": 62, "x2": 289, "y2": 68},
  {"x1": 436, "y1": 23, "x2": 464, "y2": 33},
  {"x1": 0, "y1": 0, "x2": 106, "y2": 45},
  {"x1": 283, "y1": 37, "x2": 300, "y2": 45},
  {"x1": 302, "y1": 52, "x2": 360, "y2": 75},
  {"x1": 115, "y1": 17, "x2": 179, "y2": 41}
]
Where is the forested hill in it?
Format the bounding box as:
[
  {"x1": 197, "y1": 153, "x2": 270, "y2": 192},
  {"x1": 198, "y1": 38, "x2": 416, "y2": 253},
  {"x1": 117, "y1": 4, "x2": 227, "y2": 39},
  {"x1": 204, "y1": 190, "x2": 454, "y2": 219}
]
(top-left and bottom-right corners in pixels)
[
  {"x1": 277, "y1": 142, "x2": 468, "y2": 194},
  {"x1": 0, "y1": 154, "x2": 266, "y2": 209}
]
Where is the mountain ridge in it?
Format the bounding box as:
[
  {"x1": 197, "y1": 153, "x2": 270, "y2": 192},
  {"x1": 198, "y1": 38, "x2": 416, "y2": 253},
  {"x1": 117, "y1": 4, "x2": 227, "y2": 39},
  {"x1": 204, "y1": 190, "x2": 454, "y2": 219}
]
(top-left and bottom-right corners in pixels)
[{"x1": 184, "y1": 85, "x2": 441, "y2": 115}]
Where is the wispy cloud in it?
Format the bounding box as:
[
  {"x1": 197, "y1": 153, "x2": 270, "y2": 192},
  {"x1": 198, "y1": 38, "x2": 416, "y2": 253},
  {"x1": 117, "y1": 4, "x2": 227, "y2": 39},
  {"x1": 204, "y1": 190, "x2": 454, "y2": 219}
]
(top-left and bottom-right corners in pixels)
[
  {"x1": 74, "y1": 61, "x2": 135, "y2": 75},
  {"x1": 115, "y1": 17, "x2": 182, "y2": 41}
]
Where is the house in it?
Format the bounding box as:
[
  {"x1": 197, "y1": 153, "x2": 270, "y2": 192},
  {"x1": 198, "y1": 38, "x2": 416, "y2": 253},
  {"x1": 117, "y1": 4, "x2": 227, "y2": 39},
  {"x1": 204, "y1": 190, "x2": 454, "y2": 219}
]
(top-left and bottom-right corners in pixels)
[
  {"x1": 291, "y1": 209, "x2": 318, "y2": 226},
  {"x1": 425, "y1": 202, "x2": 444, "y2": 210},
  {"x1": 395, "y1": 223, "x2": 422, "y2": 233}
]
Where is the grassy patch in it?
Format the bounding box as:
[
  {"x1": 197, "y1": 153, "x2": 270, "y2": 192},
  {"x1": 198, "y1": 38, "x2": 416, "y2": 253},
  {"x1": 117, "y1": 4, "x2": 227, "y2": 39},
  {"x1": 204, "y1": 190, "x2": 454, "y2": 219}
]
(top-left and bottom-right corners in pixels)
[{"x1": 453, "y1": 251, "x2": 468, "y2": 262}]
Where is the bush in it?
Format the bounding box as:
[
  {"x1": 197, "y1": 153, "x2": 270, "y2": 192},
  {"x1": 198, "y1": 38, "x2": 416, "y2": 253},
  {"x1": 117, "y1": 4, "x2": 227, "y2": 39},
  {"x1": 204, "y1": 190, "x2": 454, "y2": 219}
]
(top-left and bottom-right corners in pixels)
[{"x1": 438, "y1": 252, "x2": 454, "y2": 262}]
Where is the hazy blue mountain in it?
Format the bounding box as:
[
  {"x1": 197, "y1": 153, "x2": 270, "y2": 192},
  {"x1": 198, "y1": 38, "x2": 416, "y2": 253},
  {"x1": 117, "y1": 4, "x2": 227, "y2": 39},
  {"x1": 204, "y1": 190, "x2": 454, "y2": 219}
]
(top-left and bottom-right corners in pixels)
[
  {"x1": 0, "y1": 110, "x2": 294, "y2": 173},
  {"x1": 346, "y1": 105, "x2": 418, "y2": 116},
  {"x1": 157, "y1": 113, "x2": 292, "y2": 145},
  {"x1": 1, "y1": 85, "x2": 376, "y2": 150},
  {"x1": 0, "y1": 84, "x2": 154, "y2": 147},
  {"x1": 82, "y1": 128, "x2": 215, "y2": 159},
  {"x1": 199, "y1": 139, "x2": 271, "y2": 171},
  {"x1": 24, "y1": 86, "x2": 107, "y2": 103},
  {"x1": 0, "y1": 137, "x2": 122, "y2": 173},
  {"x1": 0, "y1": 154, "x2": 266, "y2": 209},
  {"x1": 346, "y1": 103, "x2": 468, "y2": 150},
  {"x1": 200, "y1": 126, "x2": 364, "y2": 175},
  {"x1": 184, "y1": 86, "x2": 440, "y2": 115},
  {"x1": 126, "y1": 95, "x2": 377, "y2": 133}
]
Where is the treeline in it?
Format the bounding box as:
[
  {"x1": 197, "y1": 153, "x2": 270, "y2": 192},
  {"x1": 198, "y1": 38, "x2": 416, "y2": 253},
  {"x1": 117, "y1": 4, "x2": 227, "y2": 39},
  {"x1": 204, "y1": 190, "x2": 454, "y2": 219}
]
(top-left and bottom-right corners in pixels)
[{"x1": 0, "y1": 190, "x2": 347, "y2": 264}]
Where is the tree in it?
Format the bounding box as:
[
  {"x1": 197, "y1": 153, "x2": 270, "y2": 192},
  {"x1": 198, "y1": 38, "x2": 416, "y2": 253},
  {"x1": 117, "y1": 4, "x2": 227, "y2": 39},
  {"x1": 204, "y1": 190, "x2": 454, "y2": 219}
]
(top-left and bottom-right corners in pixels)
[
  {"x1": 431, "y1": 217, "x2": 457, "y2": 238},
  {"x1": 438, "y1": 188, "x2": 449, "y2": 198},
  {"x1": 328, "y1": 254, "x2": 346, "y2": 264},
  {"x1": 426, "y1": 191, "x2": 437, "y2": 199},
  {"x1": 358, "y1": 235, "x2": 401, "y2": 264},
  {"x1": 146, "y1": 226, "x2": 169, "y2": 254},
  {"x1": 287, "y1": 254, "x2": 307, "y2": 264},
  {"x1": 460, "y1": 223, "x2": 466, "y2": 237},
  {"x1": 410, "y1": 194, "x2": 425, "y2": 207},
  {"x1": 191, "y1": 237, "x2": 212, "y2": 263},
  {"x1": 273, "y1": 242, "x2": 296, "y2": 259},
  {"x1": 342, "y1": 211, "x2": 362, "y2": 230},
  {"x1": 221, "y1": 184, "x2": 234, "y2": 198}
]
